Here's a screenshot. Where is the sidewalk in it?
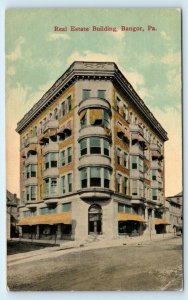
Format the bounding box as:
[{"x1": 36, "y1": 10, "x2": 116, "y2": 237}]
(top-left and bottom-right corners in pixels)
[{"x1": 8, "y1": 233, "x2": 179, "y2": 266}]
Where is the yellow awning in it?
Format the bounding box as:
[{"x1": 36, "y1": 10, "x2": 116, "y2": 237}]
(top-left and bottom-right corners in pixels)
[
  {"x1": 18, "y1": 212, "x2": 72, "y2": 226},
  {"x1": 154, "y1": 218, "x2": 170, "y2": 225},
  {"x1": 118, "y1": 212, "x2": 145, "y2": 222}
]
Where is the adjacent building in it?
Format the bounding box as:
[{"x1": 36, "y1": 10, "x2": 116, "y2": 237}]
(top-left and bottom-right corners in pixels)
[
  {"x1": 7, "y1": 190, "x2": 19, "y2": 239},
  {"x1": 165, "y1": 192, "x2": 183, "y2": 233},
  {"x1": 16, "y1": 61, "x2": 168, "y2": 241}
]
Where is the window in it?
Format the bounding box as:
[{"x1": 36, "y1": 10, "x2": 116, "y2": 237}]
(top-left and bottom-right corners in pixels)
[
  {"x1": 51, "y1": 153, "x2": 58, "y2": 168},
  {"x1": 26, "y1": 186, "x2": 30, "y2": 201},
  {"x1": 104, "y1": 139, "x2": 110, "y2": 156},
  {"x1": 152, "y1": 189, "x2": 158, "y2": 200},
  {"x1": 67, "y1": 95, "x2": 72, "y2": 112},
  {"x1": 80, "y1": 139, "x2": 87, "y2": 156},
  {"x1": 116, "y1": 148, "x2": 121, "y2": 165},
  {"x1": 83, "y1": 89, "x2": 91, "y2": 100},
  {"x1": 23, "y1": 210, "x2": 31, "y2": 217},
  {"x1": 26, "y1": 166, "x2": 30, "y2": 178},
  {"x1": 90, "y1": 137, "x2": 101, "y2": 154},
  {"x1": 103, "y1": 110, "x2": 110, "y2": 128},
  {"x1": 80, "y1": 168, "x2": 87, "y2": 188},
  {"x1": 104, "y1": 168, "x2": 110, "y2": 188},
  {"x1": 152, "y1": 170, "x2": 157, "y2": 180},
  {"x1": 123, "y1": 104, "x2": 128, "y2": 120},
  {"x1": 61, "y1": 150, "x2": 65, "y2": 166},
  {"x1": 131, "y1": 156, "x2": 138, "y2": 169},
  {"x1": 51, "y1": 178, "x2": 57, "y2": 194},
  {"x1": 61, "y1": 176, "x2": 65, "y2": 194},
  {"x1": 62, "y1": 202, "x2": 72, "y2": 212},
  {"x1": 80, "y1": 111, "x2": 87, "y2": 128},
  {"x1": 68, "y1": 173, "x2": 72, "y2": 192},
  {"x1": 54, "y1": 108, "x2": 58, "y2": 120},
  {"x1": 90, "y1": 167, "x2": 101, "y2": 187},
  {"x1": 45, "y1": 154, "x2": 49, "y2": 169},
  {"x1": 132, "y1": 180, "x2": 138, "y2": 195},
  {"x1": 123, "y1": 152, "x2": 127, "y2": 168},
  {"x1": 31, "y1": 165, "x2": 37, "y2": 177},
  {"x1": 48, "y1": 205, "x2": 57, "y2": 214},
  {"x1": 123, "y1": 177, "x2": 128, "y2": 194},
  {"x1": 61, "y1": 101, "x2": 66, "y2": 117},
  {"x1": 44, "y1": 178, "x2": 49, "y2": 195},
  {"x1": 67, "y1": 147, "x2": 72, "y2": 164},
  {"x1": 40, "y1": 207, "x2": 47, "y2": 215},
  {"x1": 116, "y1": 173, "x2": 121, "y2": 192},
  {"x1": 31, "y1": 186, "x2": 36, "y2": 200},
  {"x1": 97, "y1": 90, "x2": 106, "y2": 99},
  {"x1": 115, "y1": 96, "x2": 120, "y2": 113},
  {"x1": 118, "y1": 203, "x2": 125, "y2": 212}
]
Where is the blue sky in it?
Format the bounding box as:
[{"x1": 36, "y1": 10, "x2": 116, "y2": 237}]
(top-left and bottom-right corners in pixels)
[{"x1": 6, "y1": 8, "x2": 182, "y2": 196}]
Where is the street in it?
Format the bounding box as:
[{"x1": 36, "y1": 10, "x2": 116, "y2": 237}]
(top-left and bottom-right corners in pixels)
[{"x1": 7, "y1": 236, "x2": 183, "y2": 291}]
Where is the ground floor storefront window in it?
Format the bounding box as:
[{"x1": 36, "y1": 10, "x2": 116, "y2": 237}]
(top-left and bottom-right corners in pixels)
[
  {"x1": 118, "y1": 221, "x2": 144, "y2": 236},
  {"x1": 155, "y1": 224, "x2": 166, "y2": 234},
  {"x1": 21, "y1": 224, "x2": 72, "y2": 240}
]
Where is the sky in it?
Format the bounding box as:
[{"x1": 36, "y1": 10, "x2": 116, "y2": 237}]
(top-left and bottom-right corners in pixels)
[{"x1": 5, "y1": 8, "x2": 182, "y2": 197}]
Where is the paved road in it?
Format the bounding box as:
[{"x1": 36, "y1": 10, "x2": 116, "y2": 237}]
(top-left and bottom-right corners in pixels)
[{"x1": 7, "y1": 237, "x2": 183, "y2": 291}]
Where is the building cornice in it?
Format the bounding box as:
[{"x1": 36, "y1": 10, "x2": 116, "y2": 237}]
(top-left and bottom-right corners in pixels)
[{"x1": 16, "y1": 61, "x2": 168, "y2": 141}]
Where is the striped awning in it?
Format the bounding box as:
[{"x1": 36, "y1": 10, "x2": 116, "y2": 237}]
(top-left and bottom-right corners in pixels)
[
  {"x1": 151, "y1": 150, "x2": 161, "y2": 158},
  {"x1": 154, "y1": 218, "x2": 170, "y2": 225},
  {"x1": 118, "y1": 212, "x2": 145, "y2": 222},
  {"x1": 18, "y1": 212, "x2": 72, "y2": 226}
]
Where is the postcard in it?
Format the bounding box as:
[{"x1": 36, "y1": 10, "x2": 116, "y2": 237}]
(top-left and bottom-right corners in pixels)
[{"x1": 6, "y1": 8, "x2": 183, "y2": 291}]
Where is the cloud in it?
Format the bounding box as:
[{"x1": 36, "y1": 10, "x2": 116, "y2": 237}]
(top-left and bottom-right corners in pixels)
[
  {"x1": 67, "y1": 50, "x2": 118, "y2": 65},
  {"x1": 160, "y1": 31, "x2": 171, "y2": 41},
  {"x1": 161, "y1": 51, "x2": 181, "y2": 65},
  {"x1": 47, "y1": 33, "x2": 71, "y2": 41},
  {"x1": 6, "y1": 36, "x2": 25, "y2": 61}
]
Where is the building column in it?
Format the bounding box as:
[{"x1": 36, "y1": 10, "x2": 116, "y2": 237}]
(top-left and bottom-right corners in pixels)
[
  {"x1": 56, "y1": 224, "x2": 62, "y2": 239},
  {"x1": 36, "y1": 225, "x2": 40, "y2": 239}
]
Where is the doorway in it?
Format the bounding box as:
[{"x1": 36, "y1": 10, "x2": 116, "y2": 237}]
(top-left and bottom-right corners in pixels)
[{"x1": 88, "y1": 204, "x2": 102, "y2": 235}]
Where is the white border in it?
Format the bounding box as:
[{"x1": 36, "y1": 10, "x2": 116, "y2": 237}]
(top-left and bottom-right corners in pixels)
[{"x1": 0, "y1": 0, "x2": 187, "y2": 299}]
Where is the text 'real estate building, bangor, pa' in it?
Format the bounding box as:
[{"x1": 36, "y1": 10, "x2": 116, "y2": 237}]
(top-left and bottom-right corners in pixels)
[{"x1": 16, "y1": 61, "x2": 168, "y2": 241}]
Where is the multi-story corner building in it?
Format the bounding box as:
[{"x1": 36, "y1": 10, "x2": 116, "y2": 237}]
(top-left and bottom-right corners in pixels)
[
  {"x1": 16, "y1": 61, "x2": 168, "y2": 241},
  {"x1": 165, "y1": 192, "x2": 183, "y2": 233}
]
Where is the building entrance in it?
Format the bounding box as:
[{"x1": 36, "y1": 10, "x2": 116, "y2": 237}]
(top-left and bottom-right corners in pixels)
[{"x1": 88, "y1": 204, "x2": 102, "y2": 235}]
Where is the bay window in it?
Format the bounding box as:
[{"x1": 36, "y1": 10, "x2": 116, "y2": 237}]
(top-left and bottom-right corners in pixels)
[
  {"x1": 51, "y1": 178, "x2": 57, "y2": 194},
  {"x1": 131, "y1": 156, "x2": 138, "y2": 169},
  {"x1": 90, "y1": 167, "x2": 101, "y2": 186},
  {"x1": 104, "y1": 168, "x2": 110, "y2": 188},
  {"x1": 80, "y1": 139, "x2": 87, "y2": 156},
  {"x1": 90, "y1": 137, "x2": 101, "y2": 154},
  {"x1": 80, "y1": 168, "x2": 87, "y2": 188},
  {"x1": 31, "y1": 165, "x2": 37, "y2": 177},
  {"x1": 31, "y1": 186, "x2": 37, "y2": 200},
  {"x1": 104, "y1": 139, "x2": 110, "y2": 156},
  {"x1": 44, "y1": 153, "x2": 58, "y2": 169},
  {"x1": 152, "y1": 189, "x2": 158, "y2": 200},
  {"x1": 132, "y1": 180, "x2": 138, "y2": 195}
]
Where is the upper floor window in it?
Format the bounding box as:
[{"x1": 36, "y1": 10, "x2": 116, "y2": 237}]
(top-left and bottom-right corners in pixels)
[
  {"x1": 116, "y1": 173, "x2": 121, "y2": 192},
  {"x1": 115, "y1": 96, "x2": 121, "y2": 113},
  {"x1": 152, "y1": 189, "x2": 158, "y2": 201},
  {"x1": 67, "y1": 173, "x2": 72, "y2": 192},
  {"x1": 131, "y1": 156, "x2": 138, "y2": 169},
  {"x1": 80, "y1": 137, "x2": 110, "y2": 157},
  {"x1": 90, "y1": 137, "x2": 101, "y2": 154},
  {"x1": 26, "y1": 164, "x2": 37, "y2": 178},
  {"x1": 152, "y1": 170, "x2": 157, "y2": 181},
  {"x1": 26, "y1": 185, "x2": 37, "y2": 201},
  {"x1": 44, "y1": 177, "x2": 57, "y2": 196},
  {"x1": 97, "y1": 90, "x2": 106, "y2": 99},
  {"x1": 45, "y1": 153, "x2": 58, "y2": 169},
  {"x1": 61, "y1": 101, "x2": 66, "y2": 117},
  {"x1": 80, "y1": 139, "x2": 87, "y2": 156},
  {"x1": 54, "y1": 108, "x2": 58, "y2": 120},
  {"x1": 83, "y1": 89, "x2": 91, "y2": 100},
  {"x1": 60, "y1": 146, "x2": 72, "y2": 166},
  {"x1": 67, "y1": 95, "x2": 72, "y2": 112},
  {"x1": 80, "y1": 167, "x2": 111, "y2": 189},
  {"x1": 116, "y1": 148, "x2": 121, "y2": 165},
  {"x1": 80, "y1": 111, "x2": 87, "y2": 128}
]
